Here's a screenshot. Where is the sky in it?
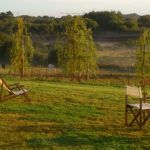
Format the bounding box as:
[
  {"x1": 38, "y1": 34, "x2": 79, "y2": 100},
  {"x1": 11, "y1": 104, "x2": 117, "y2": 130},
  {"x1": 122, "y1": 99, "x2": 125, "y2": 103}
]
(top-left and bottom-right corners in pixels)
[{"x1": 0, "y1": 0, "x2": 150, "y2": 17}]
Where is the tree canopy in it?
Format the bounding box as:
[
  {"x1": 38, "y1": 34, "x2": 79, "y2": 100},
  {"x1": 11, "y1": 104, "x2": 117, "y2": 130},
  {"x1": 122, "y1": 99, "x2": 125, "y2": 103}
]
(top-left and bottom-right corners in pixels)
[
  {"x1": 10, "y1": 17, "x2": 34, "y2": 77},
  {"x1": 84, "y1": 11, "x2": 139, "y2": 32},
  {"x1": 136, "y1": 29, "x2": 150, "y2": 86},
  {"x1": 138, "y1": 15, "x2": 150, "y2": 28},
  {"x1": 57, "y1": 16, "x2": 97, "y2": 80}
]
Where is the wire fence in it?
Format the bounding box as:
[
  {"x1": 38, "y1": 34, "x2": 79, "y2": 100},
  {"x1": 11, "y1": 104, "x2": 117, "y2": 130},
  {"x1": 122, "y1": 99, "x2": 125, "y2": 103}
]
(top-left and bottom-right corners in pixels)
[{"x1": 0, "y1": 67, "x2": 136, "y2": 81}]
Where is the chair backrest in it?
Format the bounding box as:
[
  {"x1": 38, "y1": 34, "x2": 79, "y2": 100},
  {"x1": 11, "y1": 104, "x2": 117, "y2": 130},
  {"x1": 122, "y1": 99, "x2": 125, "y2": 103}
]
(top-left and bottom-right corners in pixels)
[
  {"x1": 126, "y1": 85, "x2": 143, "y2": 98},
  {"x1": 0, "y1": 78, "x2": 11, "y2": 93}
]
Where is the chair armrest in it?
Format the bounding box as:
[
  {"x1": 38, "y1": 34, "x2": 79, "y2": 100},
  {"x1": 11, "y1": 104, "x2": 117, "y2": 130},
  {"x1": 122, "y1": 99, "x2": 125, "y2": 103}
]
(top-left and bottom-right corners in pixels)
[
  {"x1": 10, "y1": 85, "x2": 24, "y2": 90},
  {"x1": 9, "y1": 83, "x2": 20, "y2": 87},
  {"x1": 9, "y1": 83, "x2": 19, "y2": 85}
]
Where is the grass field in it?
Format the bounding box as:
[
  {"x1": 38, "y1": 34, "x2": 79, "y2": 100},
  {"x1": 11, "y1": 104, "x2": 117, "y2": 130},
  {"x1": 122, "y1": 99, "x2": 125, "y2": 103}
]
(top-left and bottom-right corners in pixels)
[
  {"x1": 0, "y1": 78, "x2": 150, "y2": 150},
  {"x1": 97, "y1": 40, "x2": 136, "y2": 74}
]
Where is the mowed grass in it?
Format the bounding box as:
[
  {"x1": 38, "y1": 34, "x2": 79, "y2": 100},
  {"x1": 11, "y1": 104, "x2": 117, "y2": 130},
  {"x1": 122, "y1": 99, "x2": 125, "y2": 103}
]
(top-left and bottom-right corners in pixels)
[{"x1": 0, "y1": 78, "x2": 150, "y2": 150}]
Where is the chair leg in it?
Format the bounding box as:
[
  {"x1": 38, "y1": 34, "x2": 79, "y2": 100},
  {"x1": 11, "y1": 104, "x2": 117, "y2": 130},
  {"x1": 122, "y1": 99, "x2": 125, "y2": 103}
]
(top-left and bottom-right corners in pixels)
[
  {"x1": 126, "y1": 107, "x2": 142, "y2": 128},
  {"x1": 141, "y1": 111, "x2": 150, "y2": 127},
  {"x1": 139, "y1": 109, "x2": 142, "y2": 130},
  {"x1": 129, "y1": 110, "x2": 140, "y2": 126},
  {"x1": 125, "y1": 106, "x2": 128, "y2": 126},
  {"x1": 128, "y1": 109, "x2": 150, "y2": 129}
]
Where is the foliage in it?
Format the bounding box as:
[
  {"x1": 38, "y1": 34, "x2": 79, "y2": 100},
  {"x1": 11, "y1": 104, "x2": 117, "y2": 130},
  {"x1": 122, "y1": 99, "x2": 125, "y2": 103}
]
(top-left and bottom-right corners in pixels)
[
  {"x1": 0, "y1": 11, "x2": 16, "y2": 34},
  {"x1": 0, "y1": 11, "x2": 149, "y2": 66},
  {"x1": 138, "y1": 15, "x2": 150, "y2": 28},
  {"x1": 0, "y1": 32, "x2": 12, "y2": 63},
  {"x1": 135, "y1": 29, "x2": 150, "y2": 85},
  {"x1": 84, "y1": 11, "x2": 139, "y2": 32},
  {"x1": 47, "y1": 45, "x2": 58, "y2": 66},
  {"x1": 33, "y1": 51, "x2": 48, "y2": 66},
  {"x1": 57, "y1": 16, "x2": 98, "y2": 80},
  {"x1": 10, "y1": 17, "x2": 34, "y2": 77},
  {"x1": 124, "y1": 19, "x2": 139, "y2": 31},
  {"x1": 84, "y1": 18, "x2": 98, "y2": 31}
]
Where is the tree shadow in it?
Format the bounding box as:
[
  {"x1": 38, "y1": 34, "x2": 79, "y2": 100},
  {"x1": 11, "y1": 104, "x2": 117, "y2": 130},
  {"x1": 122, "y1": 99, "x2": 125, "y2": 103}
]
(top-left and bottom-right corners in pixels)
[
  {"x1": 26, "y1": 132, "x2": 148, "y2": 150},
  {"x1": 0, "y1": 142, "x2": 24, "y2": 149}
]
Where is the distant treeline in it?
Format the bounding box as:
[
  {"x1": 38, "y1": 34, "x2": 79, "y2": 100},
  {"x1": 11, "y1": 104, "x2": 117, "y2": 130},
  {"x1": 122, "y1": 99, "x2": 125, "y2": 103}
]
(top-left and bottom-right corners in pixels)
[
  {"x1": 1, "y1": 11, "x2": 150, "y2": 35},
  {"x1": 0, "y1": 11, "x2": 150, "y2": 65}
]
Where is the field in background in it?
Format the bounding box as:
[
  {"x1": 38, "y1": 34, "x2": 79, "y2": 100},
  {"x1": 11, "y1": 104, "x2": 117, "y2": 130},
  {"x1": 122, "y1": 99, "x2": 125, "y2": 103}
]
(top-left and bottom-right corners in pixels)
[
  {"x1": 31, "y1": 31, "x2": 138, "y2": 74},
  {"x1": 0, "y1": 78, "x2": 150, "y2": 149},
  {"x1": 0, "y1": 32, "x2": 137, "y2": 80},
  {"x1": 94, "y1": 32, "x2": 137, "y2": 74}
]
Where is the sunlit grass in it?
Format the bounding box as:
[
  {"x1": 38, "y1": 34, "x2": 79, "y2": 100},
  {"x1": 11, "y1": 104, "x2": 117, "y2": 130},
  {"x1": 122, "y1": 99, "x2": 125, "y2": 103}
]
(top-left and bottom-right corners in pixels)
[{"x1": 0, "y1": 78, "x2": 150, "y2": 149}]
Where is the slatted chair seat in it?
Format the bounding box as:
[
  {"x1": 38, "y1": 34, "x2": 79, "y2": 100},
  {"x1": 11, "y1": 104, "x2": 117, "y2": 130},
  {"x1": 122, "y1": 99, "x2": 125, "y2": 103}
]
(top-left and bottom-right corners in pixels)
[
  {"x1": 128, "y1": 103, "x2": 150, "y2": 110},
  {"x1": 12, "y1": 89, "x2": 28, "y2": 96},
  {"x1": 125, "y1": 85, "x2": 150, "y2": 129},
  {"x1": 0, "y1": 78, "x2": 30, "y2": 102}
]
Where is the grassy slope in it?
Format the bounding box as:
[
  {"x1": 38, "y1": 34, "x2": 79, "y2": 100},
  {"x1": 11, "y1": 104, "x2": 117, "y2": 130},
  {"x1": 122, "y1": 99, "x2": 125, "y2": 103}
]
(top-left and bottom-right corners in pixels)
[{"x1": 0, "y1": 78, "x2": 150, "y2": 150}]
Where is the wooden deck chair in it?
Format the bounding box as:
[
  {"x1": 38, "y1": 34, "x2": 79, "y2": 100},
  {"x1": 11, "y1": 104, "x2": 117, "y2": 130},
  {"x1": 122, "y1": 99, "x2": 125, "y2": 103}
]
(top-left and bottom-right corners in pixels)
[
  {"x1": 125, "y1": 85, "x2": 150, "y2": 129},
  {"x1": 0, "y1": 78, "x2": 30, "y2": 102}
]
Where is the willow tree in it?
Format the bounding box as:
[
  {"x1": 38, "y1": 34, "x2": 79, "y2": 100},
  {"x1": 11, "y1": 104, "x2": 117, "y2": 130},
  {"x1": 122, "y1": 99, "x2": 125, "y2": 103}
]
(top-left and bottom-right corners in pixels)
[
  {"x1": 10, "y1": 17, "x2": 34, "y2": 77},
  {"x1": 136, "y1": 29, "x2": 150, "y2": 89},
  {"x1": 57, "y1": 16, "x2": 97, "y2": 81}
]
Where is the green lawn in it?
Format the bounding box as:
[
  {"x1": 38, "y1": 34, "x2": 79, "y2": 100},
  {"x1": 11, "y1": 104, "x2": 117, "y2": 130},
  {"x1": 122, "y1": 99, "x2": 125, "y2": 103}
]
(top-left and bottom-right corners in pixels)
[{"x1": 0, "y1": 78, "x2": 150, "y2": 150}]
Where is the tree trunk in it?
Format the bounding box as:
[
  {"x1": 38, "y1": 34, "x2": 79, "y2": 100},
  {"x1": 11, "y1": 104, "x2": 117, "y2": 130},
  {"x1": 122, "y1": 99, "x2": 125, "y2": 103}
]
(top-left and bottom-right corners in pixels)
[
  {"x1": 20, "y1": 56, "x2": 24, "y2": 78},
  {"x1": 78, "y1": 72, "x2": 82, "y2": 82},
  {"x1": 21, "y1": 38, "x2": 25, "y2": 78}
]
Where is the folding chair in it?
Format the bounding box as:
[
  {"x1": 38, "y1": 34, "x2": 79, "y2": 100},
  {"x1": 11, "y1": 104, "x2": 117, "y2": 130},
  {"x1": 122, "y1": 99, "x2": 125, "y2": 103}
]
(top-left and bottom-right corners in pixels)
[
  {"x1": 125, "y1": 85, "x2": 150, "y2": 129},
  {"x1": 0, "y1": 78, "x2": 30, "y2": 102}
]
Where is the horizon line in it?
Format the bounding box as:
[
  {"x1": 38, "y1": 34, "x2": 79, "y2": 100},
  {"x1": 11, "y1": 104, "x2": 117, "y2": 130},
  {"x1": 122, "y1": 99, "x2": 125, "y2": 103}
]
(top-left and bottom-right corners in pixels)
[{"x1": 1, "y1": 10, "x2": 149, "y2": 18}]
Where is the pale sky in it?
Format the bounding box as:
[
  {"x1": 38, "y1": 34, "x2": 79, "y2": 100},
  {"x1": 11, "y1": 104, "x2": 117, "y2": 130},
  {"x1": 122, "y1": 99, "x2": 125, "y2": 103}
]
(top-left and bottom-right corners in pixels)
[{"x1": 0, "y1": 0, "x2": 150, "y2": 17}]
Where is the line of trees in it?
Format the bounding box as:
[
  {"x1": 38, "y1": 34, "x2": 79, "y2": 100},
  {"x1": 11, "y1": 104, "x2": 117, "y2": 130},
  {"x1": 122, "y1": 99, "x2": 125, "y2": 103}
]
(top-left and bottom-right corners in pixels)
[
  {"x1": 0, "y1": 11, "x2": 150, "y2": 65},
  {"x1": 0, "y1": 11, "x2": 150, "y2": 80},
  {"x1": 5, "y1": 16, "x2": 98, "y2": 80},
  {"x1": 84, "y1": 11, "x2": 150, "y2": 32},
  {"x1": 0, "y1": 11, "x2": 150, "y2": 36}
]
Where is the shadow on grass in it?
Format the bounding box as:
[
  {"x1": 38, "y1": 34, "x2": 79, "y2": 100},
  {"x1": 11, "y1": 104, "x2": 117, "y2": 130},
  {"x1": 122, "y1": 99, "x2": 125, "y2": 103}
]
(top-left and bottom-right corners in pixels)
[
  {"x1": 17, "y1": 122, "x2": 107, "y2": 135},
  {"x1": 17, "y1": 124, "x2": 63, "y2": 135},
  {"x1": 0, "y1": 142, "x2": 24, "y2": 149},
  {"x1": 0, "y1": 102, "x2": 53, "y2": 114},
  {"x1": 26, "y1": 133, "x2": 150, "y2": 150}
]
